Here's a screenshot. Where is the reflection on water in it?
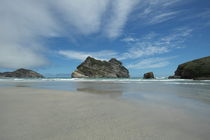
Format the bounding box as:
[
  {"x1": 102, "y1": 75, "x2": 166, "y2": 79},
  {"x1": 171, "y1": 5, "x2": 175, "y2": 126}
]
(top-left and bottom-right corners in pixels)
[
  {"x1": 76, "y1": 82, "x2": 123, "y2": 98},
  {"x1": 0, "y1": 79, "x2": 210, "y2": 104},
  {"x1": 74, "y1": 81, "x2": 210, "y2": 105},
  {"x1": 172, "y1": 84, "x2": 210, "y2": 104},
  {"x1": 15, "y1": 83, "x2": 31, "y2": 88},
  {"x1": 77, "y1": 88, "x2": 123, "y2": 98}
]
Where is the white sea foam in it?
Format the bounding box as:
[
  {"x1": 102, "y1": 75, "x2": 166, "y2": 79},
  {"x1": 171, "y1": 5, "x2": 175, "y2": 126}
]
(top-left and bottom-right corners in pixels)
[
  {"x1": 166, "y1": 82, "x2": 210, "y2": 85},
  {"x1": 0, "y1": 78, "x2": 209, "y2": 86}
]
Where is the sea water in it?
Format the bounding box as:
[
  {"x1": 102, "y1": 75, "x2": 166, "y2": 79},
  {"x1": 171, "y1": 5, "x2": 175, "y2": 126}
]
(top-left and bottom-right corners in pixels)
[{"x1": 0, "y1": 77, "x2": 210, "y2": 104}]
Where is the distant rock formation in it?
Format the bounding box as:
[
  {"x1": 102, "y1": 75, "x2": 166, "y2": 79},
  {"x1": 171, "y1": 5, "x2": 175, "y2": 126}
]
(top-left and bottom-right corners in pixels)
[
  {"x1": 168, "y1": 75, "x2": 181, "y2": 79},
  {"x1": 0, "y1": 68, "x2": 44, "y2": 78},
  {"x1": 143, "y1": 72, "x2": 155, "y2": 79},
  {"x1": 71, "y1": 56, "x2": 129, "y2": 78},
  {"x1": 172, "y1": 56, "x2": 210, "y2": 80}
]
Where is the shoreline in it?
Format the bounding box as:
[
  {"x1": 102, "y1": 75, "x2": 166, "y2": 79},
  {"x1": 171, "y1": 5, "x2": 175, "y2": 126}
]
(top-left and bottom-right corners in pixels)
[{"x1": 1, "y1": 77, "x2": 210, "y2": 82}]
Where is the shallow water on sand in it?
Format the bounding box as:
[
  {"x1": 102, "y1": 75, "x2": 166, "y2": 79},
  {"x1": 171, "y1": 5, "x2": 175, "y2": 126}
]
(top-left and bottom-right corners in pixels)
[
  {"x1": 1, "y1": 78, "x2": 210, "y2": 104},
  {"x1": 0, "y1": 78, "x2": 210, "y2": 140}
]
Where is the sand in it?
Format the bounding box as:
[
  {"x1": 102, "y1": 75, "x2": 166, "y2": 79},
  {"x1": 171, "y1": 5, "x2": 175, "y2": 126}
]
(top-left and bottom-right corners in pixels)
[{"x1": 0, "y1": 87, "x2": 210, "y2": 140}]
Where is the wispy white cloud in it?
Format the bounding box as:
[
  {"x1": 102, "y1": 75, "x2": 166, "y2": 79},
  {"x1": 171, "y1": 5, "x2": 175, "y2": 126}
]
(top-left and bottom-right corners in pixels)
[
  {"x1": 161, "y1": 0, "x2": 182, "y2": 7},
  {"x1": 148, "y1": 11, "x2": 179, "y2": 24},
  {"x1": 58, "y1": 50, "x2": 118, "y2": 61},
  {"x1": 139, "y1": 27, "x2": 193, "y2": 48},
  {"x1": 119, "y1": 27, "x2": 193, "y2": 61},
  {"x1": 121, "y1": 37, "x2": 138, "y2": 42},
  {"x1": 180, "y1": 10, "x2": 210, "y2": 21},
  {"x1": 159, "y1": 27, "x2": 193, "y2": 46},
  {"x1": 141, "y1": 32, "x2": 158, "y2": 40},
  {"x1": 179, "y1": 10, "x2": 210, "y2": 28},
  {"x1": 136, "y1": 0, "x2": 182, "y2": 25},
  {"x1": 105, "y1": 0, "x2": 139, "y2": 38},
  {"x1": 52, "y1": 0, "x2": 110, "y2": 35},
  {"x1": 59, "y1": 44, "x2": 169, "y2": 62},
  {"x1": 119, "y1": 46, "x2": 169, "y2": 60},
  {"x1": 121, "y1": 32, "x2": 157, "y2": 43},
  {"x1": 127, "y1": 57, "x2": 173, "y2": 69}
]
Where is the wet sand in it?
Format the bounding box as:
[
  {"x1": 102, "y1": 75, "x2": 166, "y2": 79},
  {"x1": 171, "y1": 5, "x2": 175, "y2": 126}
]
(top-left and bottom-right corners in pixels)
[{"x1": 0, "y1": 87, "x2": 210, "y2": 140}]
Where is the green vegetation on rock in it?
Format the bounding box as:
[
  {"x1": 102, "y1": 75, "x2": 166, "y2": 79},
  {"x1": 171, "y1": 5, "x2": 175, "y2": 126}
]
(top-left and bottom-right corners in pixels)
[{"x1": 175, "y1": 56, "x2": 210, "y2": 79}]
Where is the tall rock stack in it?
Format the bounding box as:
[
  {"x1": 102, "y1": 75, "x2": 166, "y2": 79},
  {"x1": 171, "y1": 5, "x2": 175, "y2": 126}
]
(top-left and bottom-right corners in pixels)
[{"x1": 71, "y1": 56, "x2": 129, "y2": 78}]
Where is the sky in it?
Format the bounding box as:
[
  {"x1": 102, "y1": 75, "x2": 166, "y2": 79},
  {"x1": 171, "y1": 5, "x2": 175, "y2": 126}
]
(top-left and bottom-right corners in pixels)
[{"x1": 0, "y1": 0, "x2": 210, "y2": 77}]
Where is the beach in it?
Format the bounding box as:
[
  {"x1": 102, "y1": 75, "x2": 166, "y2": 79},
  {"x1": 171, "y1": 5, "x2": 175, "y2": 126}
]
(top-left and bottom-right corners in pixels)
[
  {"x1": 0, "y1": 79, "x2": 210, "y2": 140},
  {"x1": 1, "y1": 0, "x2": 210, "y2": 139}
]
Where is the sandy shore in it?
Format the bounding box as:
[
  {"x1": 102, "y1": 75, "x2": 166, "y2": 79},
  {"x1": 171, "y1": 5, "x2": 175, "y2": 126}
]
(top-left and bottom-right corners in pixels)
[{"x1": 0, "y1": 87, "x2": 210, "y2": 140}]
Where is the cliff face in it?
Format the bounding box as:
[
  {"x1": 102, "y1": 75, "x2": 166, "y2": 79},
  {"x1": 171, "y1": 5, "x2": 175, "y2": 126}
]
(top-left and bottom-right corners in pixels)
[
  {"x1": 71, "y1": 57, "x2": 129, "y2": 78},
  {"x1": 174, "y1": 56, "x2": 210, "y2": 80},
  {"x1": 0, "y1": 68, "x2": 44, "y2": 78}
]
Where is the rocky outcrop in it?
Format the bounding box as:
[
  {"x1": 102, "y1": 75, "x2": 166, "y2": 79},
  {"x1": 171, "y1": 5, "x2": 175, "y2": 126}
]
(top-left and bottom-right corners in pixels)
[
  {"x1": 168, "y1": 75, "x2": 181, "y2": 79},
  {"x1": 71, "y1": 57, "x2": 129, "y2": 78},
  {"x1": 71, "y1": 70, "x2": 89, "y2": 78},
  {"x1": 0, "y1": 68, "x2": 44, "y2": 78},
  {"x1": 173, "y1": 56, "x2": 210, "y2": 80},
  {"x1": 143, "y1": 72, "x2": 155, "y2": 79}
]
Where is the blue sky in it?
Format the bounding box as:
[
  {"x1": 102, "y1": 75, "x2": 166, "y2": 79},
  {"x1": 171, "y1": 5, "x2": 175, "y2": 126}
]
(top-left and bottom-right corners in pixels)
[{"x1": 0, "y1": 0, "x2": 210, "y2": 77}]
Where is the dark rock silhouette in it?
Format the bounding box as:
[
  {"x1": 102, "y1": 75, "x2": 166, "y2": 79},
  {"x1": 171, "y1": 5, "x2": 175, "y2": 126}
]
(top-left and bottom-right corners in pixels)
[
  {"x1": 71, "y1": 56, "x2": 129, "y2": 78},
  {"x1": 173, "y1": 56, "x2": 210, "y2": 80},
  {"x1": 168, "y1": 75, "x2": 181, "y2": 79},
  {"x1": 0, "y1": 68, "x2": 44, "y2": 78},
  {"x1": 143, "y1": 72, "x2": 155, "y2": 79}
]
